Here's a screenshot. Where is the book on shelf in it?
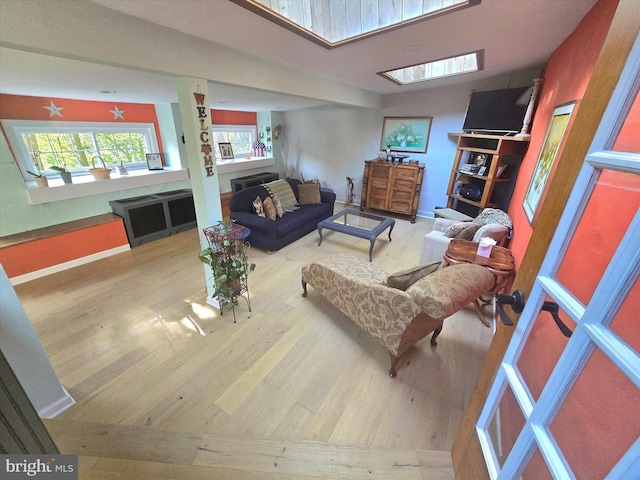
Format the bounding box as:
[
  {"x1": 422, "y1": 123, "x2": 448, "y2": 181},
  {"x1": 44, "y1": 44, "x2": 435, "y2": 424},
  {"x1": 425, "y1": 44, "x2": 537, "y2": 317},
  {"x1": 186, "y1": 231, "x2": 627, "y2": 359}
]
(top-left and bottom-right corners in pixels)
[{"x1": 460, "y1": 163, "x2": 481, "y2": 173}]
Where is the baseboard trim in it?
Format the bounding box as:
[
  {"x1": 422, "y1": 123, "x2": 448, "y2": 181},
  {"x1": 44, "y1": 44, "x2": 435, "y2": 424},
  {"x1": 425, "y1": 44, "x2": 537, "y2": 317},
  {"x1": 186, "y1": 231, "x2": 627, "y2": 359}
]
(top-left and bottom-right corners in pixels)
[
  {"x1": 38, "y1": 386, "x2": 76, "y2": 419},
  {"x1": 9, "y1": 245, "x2": 131, "y2": 285},
  {"x1": 206, "y1": 296, "x2": 221, "y2": 310}
]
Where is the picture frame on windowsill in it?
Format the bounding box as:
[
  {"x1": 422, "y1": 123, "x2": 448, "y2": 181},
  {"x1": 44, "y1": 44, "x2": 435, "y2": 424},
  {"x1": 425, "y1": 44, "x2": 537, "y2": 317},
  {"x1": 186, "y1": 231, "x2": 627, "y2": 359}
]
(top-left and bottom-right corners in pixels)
[
  {"x1": 146, "y1": 153, "x2": 163, "y2": 171},
  {"x1": 219, "y1": 142, "x2": 234, "y2": 160}
]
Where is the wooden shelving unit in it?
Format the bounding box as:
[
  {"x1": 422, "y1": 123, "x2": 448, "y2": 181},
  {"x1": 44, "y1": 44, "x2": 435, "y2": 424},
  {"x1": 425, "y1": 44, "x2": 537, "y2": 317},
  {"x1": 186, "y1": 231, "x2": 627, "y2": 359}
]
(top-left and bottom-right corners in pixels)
[{"x1": 445, "y1": 134, "x2": 529, "y2": 217}]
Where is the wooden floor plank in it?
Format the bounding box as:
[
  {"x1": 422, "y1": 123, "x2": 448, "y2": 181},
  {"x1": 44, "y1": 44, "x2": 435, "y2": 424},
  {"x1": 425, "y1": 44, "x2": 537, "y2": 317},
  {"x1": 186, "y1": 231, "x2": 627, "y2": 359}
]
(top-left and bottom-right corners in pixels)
[
  {"x1": 50, "y1": 420, "x2": 202, "y2": 465},
  {"x1": 214, "y1": 315, "x2": 316, "y2": 415},
  {"x1": 194, "y1": 434, "x2": 425, "y2": 480}
]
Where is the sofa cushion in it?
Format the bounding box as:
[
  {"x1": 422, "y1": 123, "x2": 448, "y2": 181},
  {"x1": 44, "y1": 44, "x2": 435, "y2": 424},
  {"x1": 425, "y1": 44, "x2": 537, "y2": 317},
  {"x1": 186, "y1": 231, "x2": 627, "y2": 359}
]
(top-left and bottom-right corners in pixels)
[
  {"x1": 273, "y1": 203, "x2": 331, "y2": 237},
  {"x1": 473, "y1": 208, "x2": 512, "y2": 228},
  {"x1": 253, "y1": 196, "x2": 265, "y2": 217},
  {"x1": 273, "y1": 196, "x2": 284, "y2": 218},
  {"x1": 264, "y1": 179, "x2": 299, "y2": 212},
  {"x1": 263, "y1": 196, "x2": 277, "y2": 220},
  {"x1": 473, "y1": 223, "x2": 508, "y2": 243},
  {"x1": 455, "y1": 223, "x2": 481, "y2": 240},
  {"x1": 383, "y1": 261, "x2": 441, "y2": 290},
  {"x1": 444, "y1": 222, "x2": 470, "y2": 238},
  {"x1": 275, "y1": 211, "x2": 312, "y2": 237},
  {"x1": 298, "y1": 183, "x2": 321, "y2": 204},
  {"x1": 406, "y1": 264, "x2": 495, "y2": 320}
]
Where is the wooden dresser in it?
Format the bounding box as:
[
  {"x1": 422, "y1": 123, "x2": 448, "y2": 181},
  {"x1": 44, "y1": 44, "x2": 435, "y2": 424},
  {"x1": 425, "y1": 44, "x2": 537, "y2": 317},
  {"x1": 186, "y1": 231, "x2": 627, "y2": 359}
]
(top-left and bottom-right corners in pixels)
[{"x1": 360, "y1": 160, "x2": 425, "y2": 223}]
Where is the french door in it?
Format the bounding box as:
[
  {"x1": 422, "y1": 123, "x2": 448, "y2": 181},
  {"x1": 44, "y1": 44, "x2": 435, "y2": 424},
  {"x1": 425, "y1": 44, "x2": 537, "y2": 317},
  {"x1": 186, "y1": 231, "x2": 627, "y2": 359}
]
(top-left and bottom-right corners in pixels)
[{"x1": 476, "y1": 32, "x2": 640, "y2": 478}]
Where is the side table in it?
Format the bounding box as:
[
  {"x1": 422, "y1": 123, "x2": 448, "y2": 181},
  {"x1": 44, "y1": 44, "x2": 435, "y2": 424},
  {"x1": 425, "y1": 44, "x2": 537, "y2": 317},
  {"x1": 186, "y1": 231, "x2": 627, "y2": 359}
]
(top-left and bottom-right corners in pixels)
[{"x1": 442, "y1": 238, "x2": 516, "y2": 326}]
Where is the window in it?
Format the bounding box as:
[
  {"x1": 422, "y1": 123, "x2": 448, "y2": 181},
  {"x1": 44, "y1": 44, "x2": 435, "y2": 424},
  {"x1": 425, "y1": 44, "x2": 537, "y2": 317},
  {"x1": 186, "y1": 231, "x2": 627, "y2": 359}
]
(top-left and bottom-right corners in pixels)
[
  {"x1": 1, "y1": 120, "x2": 159, "y2": 181},
  {"x1": 234, "y1": 0, "x2": 477, "y2": 48},
  {"x1": 212, "y1": 125, "x2": 257, "y2": 161},
  {"x1": 379, "y1": 50, "x2": 483, "y2": 85}
]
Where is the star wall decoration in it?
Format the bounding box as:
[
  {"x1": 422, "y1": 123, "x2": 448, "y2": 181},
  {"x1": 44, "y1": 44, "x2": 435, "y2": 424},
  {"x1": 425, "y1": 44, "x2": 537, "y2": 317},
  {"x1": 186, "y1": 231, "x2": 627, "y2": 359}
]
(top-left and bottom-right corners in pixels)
[
  {"x1": 110, "y1": 105, "x2": 125, "y2": 120},
  {"x1": 43, "y1": 101, "x2": 64, "y2": 118}
]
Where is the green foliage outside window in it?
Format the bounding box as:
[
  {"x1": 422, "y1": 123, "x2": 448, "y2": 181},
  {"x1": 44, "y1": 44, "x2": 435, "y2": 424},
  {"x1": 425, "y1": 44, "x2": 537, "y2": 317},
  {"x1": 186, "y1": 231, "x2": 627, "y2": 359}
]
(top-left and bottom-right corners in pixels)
[{"x1": 22, "y1": 131, "x2": 147, "y2": 171}]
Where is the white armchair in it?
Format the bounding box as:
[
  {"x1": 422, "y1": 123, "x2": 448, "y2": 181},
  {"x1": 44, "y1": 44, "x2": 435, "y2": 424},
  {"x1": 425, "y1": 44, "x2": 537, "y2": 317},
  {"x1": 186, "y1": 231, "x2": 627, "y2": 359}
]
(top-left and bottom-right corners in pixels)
[{"x1": 419, "y1": 209, "x2": 513, "y2": 264}]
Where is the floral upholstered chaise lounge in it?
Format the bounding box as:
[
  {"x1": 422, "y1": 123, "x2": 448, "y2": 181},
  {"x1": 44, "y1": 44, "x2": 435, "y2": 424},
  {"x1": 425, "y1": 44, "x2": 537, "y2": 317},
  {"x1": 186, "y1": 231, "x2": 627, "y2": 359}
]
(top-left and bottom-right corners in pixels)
[{"x1": 302, "y1": 253, "x2": 495, "y2": 377}]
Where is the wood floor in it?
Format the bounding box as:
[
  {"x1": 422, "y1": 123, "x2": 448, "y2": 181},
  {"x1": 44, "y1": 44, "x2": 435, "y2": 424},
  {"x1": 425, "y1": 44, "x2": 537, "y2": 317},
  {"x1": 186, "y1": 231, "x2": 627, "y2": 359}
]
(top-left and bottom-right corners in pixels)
[{"x1": 15, "y1": 206, "x2": 494, "y2": 479}]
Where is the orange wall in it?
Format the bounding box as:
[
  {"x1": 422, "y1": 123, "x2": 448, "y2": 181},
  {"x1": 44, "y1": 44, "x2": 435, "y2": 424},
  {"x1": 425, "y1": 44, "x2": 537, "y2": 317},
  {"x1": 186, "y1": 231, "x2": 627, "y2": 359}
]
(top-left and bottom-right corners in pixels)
[
  {"x1": 507, "y1": 0, "x2": 619, "y2": 268},
  {"x1": 0, "y1": 94, "x2": 164, "y2": 163},
  {"x1": 211, "y1": 109, "x2": 256, "y2": 125},
  {"x1": 0, "y1": 219, "x2": 129, "y2": 278}
]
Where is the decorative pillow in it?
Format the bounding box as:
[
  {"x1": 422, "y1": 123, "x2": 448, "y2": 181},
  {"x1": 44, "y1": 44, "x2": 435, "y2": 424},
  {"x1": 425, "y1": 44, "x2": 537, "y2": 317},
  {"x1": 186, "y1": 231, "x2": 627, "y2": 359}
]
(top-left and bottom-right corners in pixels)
[
  {"x1": 383, "y1": 261, "x2": 441, "y2": 290},
  {"x1": 298, "y1": 183, "x2": 321, "y2": 205},
  {"x1": 264, "y1": 179, "x2": 299, "y2": 212},
  {"x1": 262, "y1": 196, "x2": 277, "y2": 220},
  {"x1": 253, "y1": 196, "x2": 265, "y2": 217},
  {"x1": 454, "y1": 223, "x2": 481, "y2": 240},
  {"x1": 444, "y1": 222, "x2": 471, "y2": 238},
  {"x1": 405, "y1": 264, "x2": 495, "y2": 320},
  {"x1": 273, "y1": 195, "x2": 284, "y2": 218},
  {"x1": 473, "y1": 223, "x2": 508, "y2": 243},
  {"x1": 473, "y1": 208, "x2": 513, "y2": 228}
]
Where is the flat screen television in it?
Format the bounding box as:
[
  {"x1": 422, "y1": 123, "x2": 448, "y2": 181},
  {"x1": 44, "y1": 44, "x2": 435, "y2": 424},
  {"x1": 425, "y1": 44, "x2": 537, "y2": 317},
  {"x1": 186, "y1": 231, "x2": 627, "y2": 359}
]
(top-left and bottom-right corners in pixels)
[{"x1": 462, "y1": 86, "x2": 531, "y2": 135}]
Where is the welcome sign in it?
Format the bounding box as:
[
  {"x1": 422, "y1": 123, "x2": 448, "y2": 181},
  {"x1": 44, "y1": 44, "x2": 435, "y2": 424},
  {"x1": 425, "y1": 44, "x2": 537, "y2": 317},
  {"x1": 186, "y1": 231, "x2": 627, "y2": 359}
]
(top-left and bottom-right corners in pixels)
[{"x1": 193, "y1": 87, "x2": 215, "y2": 177}]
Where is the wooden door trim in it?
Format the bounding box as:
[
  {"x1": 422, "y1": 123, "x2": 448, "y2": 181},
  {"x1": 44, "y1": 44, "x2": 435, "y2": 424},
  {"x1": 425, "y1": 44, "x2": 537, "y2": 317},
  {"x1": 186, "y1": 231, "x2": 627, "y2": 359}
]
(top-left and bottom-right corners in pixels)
[{"x1": 451, "y1": 2, "x2": 640, "y2": 477}]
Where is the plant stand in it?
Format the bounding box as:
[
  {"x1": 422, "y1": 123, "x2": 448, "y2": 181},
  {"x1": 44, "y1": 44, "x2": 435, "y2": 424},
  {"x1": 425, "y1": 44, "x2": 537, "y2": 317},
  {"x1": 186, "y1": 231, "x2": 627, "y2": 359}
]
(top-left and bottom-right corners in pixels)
[
  {"x1": 203, "y1": 223, "x2": 253, "y2": 323},
  {"x1": 214, "y1": 274, "x2": 251, "y2": 323}
]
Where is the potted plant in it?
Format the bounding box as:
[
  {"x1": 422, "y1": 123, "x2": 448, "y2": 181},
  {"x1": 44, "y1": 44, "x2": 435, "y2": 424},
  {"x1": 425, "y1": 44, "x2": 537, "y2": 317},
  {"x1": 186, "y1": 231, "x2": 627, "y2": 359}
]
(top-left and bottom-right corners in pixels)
[
  {"x1": 27, "y1": 152, "x2": 48, "y2": 188},
  {"x1": 50, "y1": 164, "x2": 72, "y2": 184},
  {"x1": 198, "y1": 222, "x2": 255, "y2": 311}
]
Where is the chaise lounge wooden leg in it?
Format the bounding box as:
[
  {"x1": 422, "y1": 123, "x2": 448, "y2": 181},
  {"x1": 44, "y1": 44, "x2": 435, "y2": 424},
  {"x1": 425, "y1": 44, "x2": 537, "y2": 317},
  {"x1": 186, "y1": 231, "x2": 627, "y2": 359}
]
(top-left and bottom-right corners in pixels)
[
  {"x1": 430, "y1": 325, "x2": 443, "y2": 346},
  {"x1": 302, "y1": 280, "x2": 308, "y2": 297},
  {"x1": 388, "y1": 352, "x2": 400, "y2": 378},
  {"x1": 473, "y1": 299, "x2": 491, "y2": 327}
]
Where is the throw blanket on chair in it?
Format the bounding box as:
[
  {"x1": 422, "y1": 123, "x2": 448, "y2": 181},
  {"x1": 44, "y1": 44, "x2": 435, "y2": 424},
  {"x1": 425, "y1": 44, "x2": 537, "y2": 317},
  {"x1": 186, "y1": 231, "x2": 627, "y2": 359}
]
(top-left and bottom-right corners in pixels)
[{"x1": 264, "y1": 179, "x2": 299, "y2": 212}]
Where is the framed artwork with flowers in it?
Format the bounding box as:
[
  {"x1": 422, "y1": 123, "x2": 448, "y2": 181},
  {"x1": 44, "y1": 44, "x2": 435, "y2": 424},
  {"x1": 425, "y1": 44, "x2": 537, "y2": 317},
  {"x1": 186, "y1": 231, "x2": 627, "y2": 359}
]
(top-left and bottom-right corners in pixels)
[
  {"x1": 380, "y1": 116, "x2": 432, "y2": 153},
  {"x1": 523, "y1": 101, "x2": 576, "y2": 225}
]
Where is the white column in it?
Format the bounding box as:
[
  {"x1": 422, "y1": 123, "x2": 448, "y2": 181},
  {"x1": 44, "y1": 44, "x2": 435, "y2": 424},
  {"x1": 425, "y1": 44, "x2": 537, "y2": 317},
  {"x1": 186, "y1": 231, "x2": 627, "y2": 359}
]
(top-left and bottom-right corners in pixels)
[
  {"x1": 176, "y1": 77, "x2": 222, "y2": 300},
  {"x1": 0, "y1": 266, "x2": 75, "y2": 418},
  {"x1": 176, "y1": 77, "x2": 222, "y2": 231}
]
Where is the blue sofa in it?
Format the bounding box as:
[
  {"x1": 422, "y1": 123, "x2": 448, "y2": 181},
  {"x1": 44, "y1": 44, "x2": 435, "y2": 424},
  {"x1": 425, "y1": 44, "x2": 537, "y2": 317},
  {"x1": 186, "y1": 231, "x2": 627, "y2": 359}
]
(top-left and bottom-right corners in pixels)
[{"x1": 229, "y1": 178, "x2": 336, "y2": 252}]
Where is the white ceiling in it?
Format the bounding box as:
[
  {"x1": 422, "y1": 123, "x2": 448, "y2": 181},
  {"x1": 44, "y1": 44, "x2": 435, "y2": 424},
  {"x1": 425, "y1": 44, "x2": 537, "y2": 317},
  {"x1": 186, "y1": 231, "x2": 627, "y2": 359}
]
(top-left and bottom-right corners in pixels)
[{"x1": 0, "y1": 0, "x2": 598, "y2": 112}]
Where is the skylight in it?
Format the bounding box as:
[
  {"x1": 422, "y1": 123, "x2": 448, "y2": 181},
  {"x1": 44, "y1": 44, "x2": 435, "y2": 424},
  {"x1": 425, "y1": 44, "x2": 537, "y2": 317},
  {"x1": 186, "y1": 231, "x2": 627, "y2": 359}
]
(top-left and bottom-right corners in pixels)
[
  {"x1": 380, "y1": 50, "x2": 484, "y2": 85},
  {"x1": 232, "y1": 0, "x2": 480, "y2": 48}
]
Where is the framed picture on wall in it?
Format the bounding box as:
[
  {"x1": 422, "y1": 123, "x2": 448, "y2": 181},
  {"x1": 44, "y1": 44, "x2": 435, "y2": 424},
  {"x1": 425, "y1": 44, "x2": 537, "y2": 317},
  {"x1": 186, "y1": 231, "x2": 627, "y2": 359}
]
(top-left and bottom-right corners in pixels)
[
  {"x1": 380, "y1": 116, "x2": 432, "y2": 153},
  {"x1": 523, "y1": 101, "x2": 576, "y2": 224},
  {"x1": 146, "y1": 153, "x2": 163, "y2": 170}
]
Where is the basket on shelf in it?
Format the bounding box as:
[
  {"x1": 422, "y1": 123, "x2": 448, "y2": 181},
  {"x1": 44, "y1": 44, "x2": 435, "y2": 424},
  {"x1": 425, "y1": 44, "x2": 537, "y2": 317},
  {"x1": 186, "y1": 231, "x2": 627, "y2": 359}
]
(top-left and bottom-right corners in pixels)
[{"x1": 89, "y1": 156, "x2": 112, "y2": 180}]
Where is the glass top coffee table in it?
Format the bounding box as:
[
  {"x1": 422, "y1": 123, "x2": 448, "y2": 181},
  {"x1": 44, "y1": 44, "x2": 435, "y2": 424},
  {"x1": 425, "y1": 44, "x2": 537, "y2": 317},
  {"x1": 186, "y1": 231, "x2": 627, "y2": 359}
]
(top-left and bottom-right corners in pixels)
[{"x1": 317, "y1": 208, "x2": 395, "y2": 261}]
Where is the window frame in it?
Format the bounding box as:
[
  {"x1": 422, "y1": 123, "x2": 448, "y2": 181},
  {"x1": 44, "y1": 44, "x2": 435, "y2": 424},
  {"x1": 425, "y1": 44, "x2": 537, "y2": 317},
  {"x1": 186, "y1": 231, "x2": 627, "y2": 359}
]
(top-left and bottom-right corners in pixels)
[
  {"x1": 211, "y1": 124, "x2": 257, "y2": 162},
  {"x1": 1, "y1": 119, "x2": 160, "y2": 181}
]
